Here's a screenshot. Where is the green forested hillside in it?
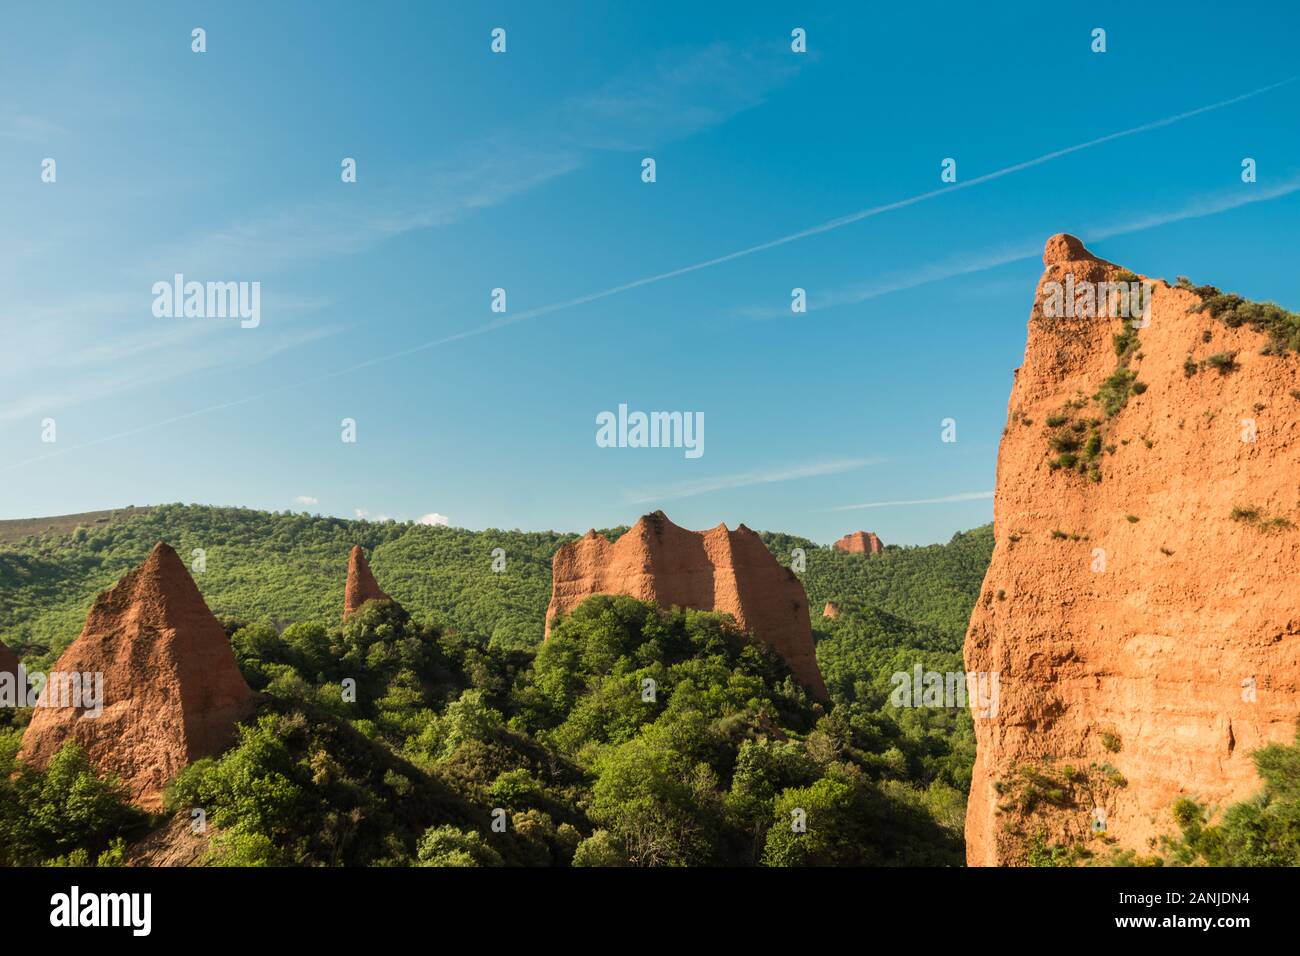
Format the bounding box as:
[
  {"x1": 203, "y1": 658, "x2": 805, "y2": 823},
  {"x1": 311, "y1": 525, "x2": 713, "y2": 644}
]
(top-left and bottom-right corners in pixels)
[
  {"x1": 761, "y1": 526, "x2": 994, "y2": 644},
  {"x1": 0, "y1": 505, "x2": 578, "y2": 668},
  {"x1": 2, "y1": 595, "x2": 970, "y2": 866},
  {"x1": 0, "y1": 504, "x2": 992, "y2": 671},
  {"x1": 0, "y1": 504, "x2": 995, "y2": 866}
]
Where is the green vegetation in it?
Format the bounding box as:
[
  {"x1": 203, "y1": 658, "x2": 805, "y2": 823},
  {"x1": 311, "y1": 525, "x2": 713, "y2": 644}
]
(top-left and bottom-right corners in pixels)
[
  {"x1": 0, "y1": 734, "x2": 146, "y2": 866},
  {"x1": 1093, "y1": 319, "x2": 1147, "y2": 418},
  {"x1": 2, "y1": 505, "x2": 991, "y2": 670},
  {"x1": 0, "y1": 504, "x2": 587, "y2": 667},
  {"x1": 1182, "y1": 279, "x2": 1300, "y2": 355},
  {"x1": 1003, "y1": 724, "x2": 1300, "y2": 867},
  {"x1": 1158, "y1": 725, "x2": 1300, "y2": 865},
  {"x1": 1230, "y1": 506, "x2": 1294, "y2": 532},
  {"x1": 1045, "y1": 412, "x2": 1103, "y2": 479},
  {"x1": 0, "y1": 505, "x2": 994, "y2": 866},
  {"x1": 994, "y1": 760, "x2": 1129, "y2": 865},
  {"x1": 1041, "y1": 297, "x2": 1147, "y2": 480},
  {"x1": 760, "y1": 524, "x2": 993, "y2": 644},
  {"x1": 1096, "y1": 367, "x2": 1142, "y2": 417},
  {"x1": 169, "y1": 595, "x2": 967, "y2": 866},
  {"x1": 1201, "y1": 351, "x2": 1240, "y2": 375}
]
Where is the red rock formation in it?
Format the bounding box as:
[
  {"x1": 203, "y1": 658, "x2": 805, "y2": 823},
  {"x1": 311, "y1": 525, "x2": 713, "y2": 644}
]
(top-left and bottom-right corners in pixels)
[
  {"x1": 545, "y1": 512, "x2": 828, "y2": 700},
  {"x1": 834, "y1": 531, "x2": 884, "y2": 555},
  {"x1": 964, "y1": 235, "x2": 1300, "y2": 865},
  {"x1": 822, "y1": 602, "x2": 840, "y2": 619},
  {"x1": 20, "y1": 542, "x2": 255, "y2": 809},
  {"x1": 343, "y1": 545, "x2": 395, "y2": 618}
]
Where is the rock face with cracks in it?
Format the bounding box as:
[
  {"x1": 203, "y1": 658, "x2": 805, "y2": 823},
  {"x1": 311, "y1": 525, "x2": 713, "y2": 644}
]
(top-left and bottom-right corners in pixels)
[
  {"x1": 964, "y1": 234, "x2": 1300, "y2": 865},
  {"x1": 20, "y1": 542, "x2": 256, "y2": 810},
  {"x1": 546, "y1": 511, "x2": 829, "y2": 700}
]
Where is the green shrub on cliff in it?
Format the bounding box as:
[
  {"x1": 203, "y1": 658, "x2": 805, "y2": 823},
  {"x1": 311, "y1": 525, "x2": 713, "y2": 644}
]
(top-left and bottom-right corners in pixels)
[{"x1": 1159, "y1": 725, "x2": 1300, "y2": 866}]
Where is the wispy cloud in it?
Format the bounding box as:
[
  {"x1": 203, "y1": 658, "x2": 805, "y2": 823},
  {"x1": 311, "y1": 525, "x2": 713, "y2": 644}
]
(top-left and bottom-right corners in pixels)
[
  {"x1": 830, "y1": 490, "x2": 994, "y2": 511},
  {"x1": 626, "y1": 458, "x2": 877, "y2": 505},
  {"x1": 0, "y1": 114, "x2": 65, "y2": 141},
  {"x1": 734, "y1": 173, "x2": 1300, "y2": 320},
  {"x1": 294, "y1": 495, "x2": 319, "y2": 506},
  {"x1": 164, "y1": 42, "x2": 800, "y2": 279},
  {"x1": 7, "y1": 78, "x2": 1294, "y2": 470},
  {"x1": 2, "y1": 41, "x2": 800, "y2": 432},
  {"x1": 294, "y1": 77, "x2": 1300, "y2": 368},
  {"x1": 1085, "y1": 175, "x2": 1300, "y2": 241},
  {"x1": 0, "y1": 316, "x2": 338, "y2": 426},
  {"x1": 558, "y1": 42, "x2": 799, "y2": 151}
]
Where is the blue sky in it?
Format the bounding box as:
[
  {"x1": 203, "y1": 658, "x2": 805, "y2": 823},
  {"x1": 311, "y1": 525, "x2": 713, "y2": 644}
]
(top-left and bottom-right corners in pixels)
[{"x1": 3, "y1": 1, "x2": 1298, "y2": 544}]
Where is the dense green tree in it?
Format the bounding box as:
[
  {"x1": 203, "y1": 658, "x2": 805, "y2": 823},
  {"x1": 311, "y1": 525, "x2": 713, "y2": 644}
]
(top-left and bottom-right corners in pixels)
[
  {"x1": 416, "y1": 825, "x2": 503, "y2": 867},
  {"x1": 0, "y1": 733, "x2": 143, "y2": 866},
  {"x1": 1159, "y1": 726, "x2": 1300, "y2": 866},
  {"x1": 0, "y1": 505, "x2": 999, "y2": 867}
]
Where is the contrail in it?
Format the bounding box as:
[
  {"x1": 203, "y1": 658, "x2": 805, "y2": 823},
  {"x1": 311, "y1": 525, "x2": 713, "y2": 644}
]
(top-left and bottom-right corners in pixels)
[
  {"x1": 351, "y1": 75, "x2": 1298, "y2": 360},
  {"x1": 830, "y1": 491, "x2": 995, "y2": 511},
  {"x1": 625, "y1": 457, "x2": 879, "y2": 505},
  {"x1": 5, "y1": 77, "x2": 1294, "y2": 472},
  {"x1": 734, "y1": 173, "x2": 1300, "y2": 320}
]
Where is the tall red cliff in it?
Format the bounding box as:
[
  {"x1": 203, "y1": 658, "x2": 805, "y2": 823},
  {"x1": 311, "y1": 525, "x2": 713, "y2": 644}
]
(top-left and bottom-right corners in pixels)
[
  {"x1": 344, "y1": 545, "x2": 396, "y2": 618},
  {"x1": 20, "y1": 542, "x2": 256, "y2": 809},
  {"x1": 965, "y1": 235, "x2": 1300, "y2": 864},
  {"x1": 834, "y1": 531, "x2": 884, "y2": 555},
  {"x1": 546, "y1": 511, "x2": 829, "y2": 701}
]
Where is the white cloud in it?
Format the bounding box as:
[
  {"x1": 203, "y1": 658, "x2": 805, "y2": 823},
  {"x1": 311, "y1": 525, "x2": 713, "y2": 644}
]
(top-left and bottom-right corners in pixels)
[
  {"x1": 294, "y1": 495, "x2": 319, "y2": 506},
  {"x1": 627, "y1": 459, "x2": 877, "y2": 505},
  {"x1": 417, "y1": 513, "x2": 450, "y2": 527},
  {"x1": 353, "y1": 508, "x2": 369, "y2": 519}
]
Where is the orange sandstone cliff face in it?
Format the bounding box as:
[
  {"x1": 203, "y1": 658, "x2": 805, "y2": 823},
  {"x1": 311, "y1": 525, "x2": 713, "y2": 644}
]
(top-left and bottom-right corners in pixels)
[
  {"x1": 344, "y1": 545, "x2": 396, "y2": 618},
  {"x1": 964, "y1": 235, "x2": 1300, "y2": 865},
  {"x1": 20, "y1": 542, "x2": 256, "y2": 810},
  {"x1": 546, "y1": 511, "x2": 829, "y2": 701},
  {"x1": 834, "y1": 531, "x2": 884, "y2": 555}
]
